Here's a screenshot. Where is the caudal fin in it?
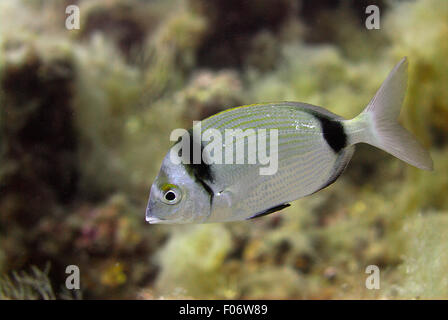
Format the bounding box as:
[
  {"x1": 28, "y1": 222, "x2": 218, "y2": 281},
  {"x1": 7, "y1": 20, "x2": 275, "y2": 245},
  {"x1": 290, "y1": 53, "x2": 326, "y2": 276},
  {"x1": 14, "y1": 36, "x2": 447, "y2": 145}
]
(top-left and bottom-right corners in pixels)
[{"x1": 344, "y1": 57, "x2": 433, "y2": 170}]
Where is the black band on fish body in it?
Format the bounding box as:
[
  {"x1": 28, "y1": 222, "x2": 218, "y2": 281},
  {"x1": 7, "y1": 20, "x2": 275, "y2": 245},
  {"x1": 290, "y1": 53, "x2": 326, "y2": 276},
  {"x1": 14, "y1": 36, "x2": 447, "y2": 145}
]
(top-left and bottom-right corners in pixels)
[
  {"x1": 197, "y1": 178, "x2": 214, "y2": 204},
  {"x1": 188, "y1": 128, "x2": 214, "y2": 183},
  {"x1": 177, "y1": 129, "x2": 215, "y2": 208},
  {"x1": 182, "y1": 160, "x2": 215, "y2": 209},
  {"x1": 313, "y1": 114, "x2": 347, "y2": 153},
  {"x1": 175, "y1": 128, "x2": 215, "y2": 183}
]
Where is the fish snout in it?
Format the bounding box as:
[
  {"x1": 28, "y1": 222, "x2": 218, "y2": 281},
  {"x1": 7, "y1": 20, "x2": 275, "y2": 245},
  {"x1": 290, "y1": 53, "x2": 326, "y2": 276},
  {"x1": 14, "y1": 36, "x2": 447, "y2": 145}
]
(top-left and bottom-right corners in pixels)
[{"x1": 145, "y1": 199, "x2": 160, "y2": 224}]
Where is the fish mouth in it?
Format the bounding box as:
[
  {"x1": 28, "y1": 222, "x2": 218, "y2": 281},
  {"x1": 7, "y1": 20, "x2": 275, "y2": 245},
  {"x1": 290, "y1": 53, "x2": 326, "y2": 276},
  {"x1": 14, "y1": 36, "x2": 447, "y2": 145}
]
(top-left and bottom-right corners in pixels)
[
  {"x1": 146, "y1": 216, "x2": 165, "y2": 224},
  {"x1": 146, "y1": 215, "x2": 188, "y2": 224},
  {"x1": 145, "y1": 207, "x2": 181, "y2": 224},
  {"x1": 145, "y1": 205, "x2": 165, "y2": 224},
  {"x1": 145, "y1": 199, "x2": 191, "y2": 224}
]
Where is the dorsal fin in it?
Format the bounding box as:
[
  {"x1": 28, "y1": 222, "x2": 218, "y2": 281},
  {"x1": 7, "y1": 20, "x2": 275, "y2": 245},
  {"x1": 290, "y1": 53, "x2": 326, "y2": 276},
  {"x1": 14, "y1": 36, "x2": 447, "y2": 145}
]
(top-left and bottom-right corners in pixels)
[{"x1": 248, "y1": 203, "x2": 290, "y2": 220}]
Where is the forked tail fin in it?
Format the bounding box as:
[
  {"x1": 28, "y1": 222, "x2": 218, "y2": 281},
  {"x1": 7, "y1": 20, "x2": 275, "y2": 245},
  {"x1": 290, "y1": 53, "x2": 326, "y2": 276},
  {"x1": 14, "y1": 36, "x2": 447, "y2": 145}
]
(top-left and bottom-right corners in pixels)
[{"x1": 344, "y1": 57, "x2": 433, "y2": 170}]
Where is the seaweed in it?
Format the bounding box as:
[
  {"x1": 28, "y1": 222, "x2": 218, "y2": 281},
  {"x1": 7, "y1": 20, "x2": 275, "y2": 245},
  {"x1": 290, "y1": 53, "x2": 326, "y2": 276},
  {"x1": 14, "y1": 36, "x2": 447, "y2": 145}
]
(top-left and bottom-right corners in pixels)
[{"x1": 0, "y1": 264, "x2": 81, "y2": 300}]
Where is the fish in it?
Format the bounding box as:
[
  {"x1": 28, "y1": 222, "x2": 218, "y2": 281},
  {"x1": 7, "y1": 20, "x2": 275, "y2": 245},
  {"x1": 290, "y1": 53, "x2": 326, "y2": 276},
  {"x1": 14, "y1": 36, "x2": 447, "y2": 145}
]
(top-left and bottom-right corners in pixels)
[{"x1": 146, "y1": 57, "x2": 433, "y2": 224}]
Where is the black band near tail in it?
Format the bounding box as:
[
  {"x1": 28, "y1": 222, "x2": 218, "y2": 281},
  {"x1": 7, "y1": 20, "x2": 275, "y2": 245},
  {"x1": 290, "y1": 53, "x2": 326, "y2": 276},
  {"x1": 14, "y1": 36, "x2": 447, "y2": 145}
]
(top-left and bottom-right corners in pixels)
[{"x1": 314, "y1": 115, "x2": 347, "y2": 153}]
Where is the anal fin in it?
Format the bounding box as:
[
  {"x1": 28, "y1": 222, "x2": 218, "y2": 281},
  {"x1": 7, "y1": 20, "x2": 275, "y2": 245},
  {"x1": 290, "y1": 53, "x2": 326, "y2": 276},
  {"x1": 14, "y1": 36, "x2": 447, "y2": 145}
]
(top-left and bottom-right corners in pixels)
[{"x1": 248, "y1": 203, "x2": 290, "y2": 220}]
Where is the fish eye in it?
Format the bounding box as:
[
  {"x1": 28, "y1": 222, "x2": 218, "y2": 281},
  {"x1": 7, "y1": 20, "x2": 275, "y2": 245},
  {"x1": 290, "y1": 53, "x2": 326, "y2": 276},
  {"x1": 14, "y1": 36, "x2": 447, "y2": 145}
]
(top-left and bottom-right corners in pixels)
[
  {"x1": 165, "y1": 191, "x2": 176, "y2": 201},
  {"x1": 160, "y1": 184, "x2": 182, "y2": 205}
]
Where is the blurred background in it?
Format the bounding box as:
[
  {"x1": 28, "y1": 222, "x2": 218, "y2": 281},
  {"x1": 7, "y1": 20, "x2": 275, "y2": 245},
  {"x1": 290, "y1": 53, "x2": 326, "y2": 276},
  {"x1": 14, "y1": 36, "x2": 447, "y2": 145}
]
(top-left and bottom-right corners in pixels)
[{"x1": 0, "y1": 0, "x2": 447, "y2": 299}]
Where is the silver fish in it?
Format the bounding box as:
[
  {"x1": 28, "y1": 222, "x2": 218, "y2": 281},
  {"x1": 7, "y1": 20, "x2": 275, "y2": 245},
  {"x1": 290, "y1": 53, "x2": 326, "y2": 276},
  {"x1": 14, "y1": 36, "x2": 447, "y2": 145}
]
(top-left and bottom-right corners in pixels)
[{"x1": 146, "y1": 57, "x2": 433, "y2": 224}]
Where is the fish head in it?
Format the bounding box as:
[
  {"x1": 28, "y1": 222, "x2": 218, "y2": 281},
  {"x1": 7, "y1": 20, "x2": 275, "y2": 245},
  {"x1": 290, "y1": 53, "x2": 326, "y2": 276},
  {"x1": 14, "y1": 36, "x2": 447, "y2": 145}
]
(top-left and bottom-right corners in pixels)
[{"x1": 146, "y1": 154, "x2": 211, "y2": 224}]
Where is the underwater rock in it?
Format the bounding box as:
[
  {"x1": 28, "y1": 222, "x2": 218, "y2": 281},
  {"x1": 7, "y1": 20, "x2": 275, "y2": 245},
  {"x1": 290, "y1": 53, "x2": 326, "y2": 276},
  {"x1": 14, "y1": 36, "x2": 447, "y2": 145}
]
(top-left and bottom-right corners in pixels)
[
  {"x1": 79, "y1": 0, "x2": 154, "y2": 63},
  {"x1": 299, "y1": 0, "x2": 388, "y2": 44},
  {"x1": 0, "y1": 40, "x2": 82, "y2": 286},
  {"x1": 190, "y1": 0, "x2": 299, "y2": 69},
  {"x1": 0, "y1": 45, "x2": 78, "y2": 226}
]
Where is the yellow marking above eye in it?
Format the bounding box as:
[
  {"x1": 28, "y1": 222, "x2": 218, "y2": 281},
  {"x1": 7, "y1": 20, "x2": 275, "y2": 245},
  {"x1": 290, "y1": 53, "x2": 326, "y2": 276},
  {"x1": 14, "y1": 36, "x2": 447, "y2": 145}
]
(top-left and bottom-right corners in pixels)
[{"x1": 161, "y1": 183, "x2": 177, "y2": 192}]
